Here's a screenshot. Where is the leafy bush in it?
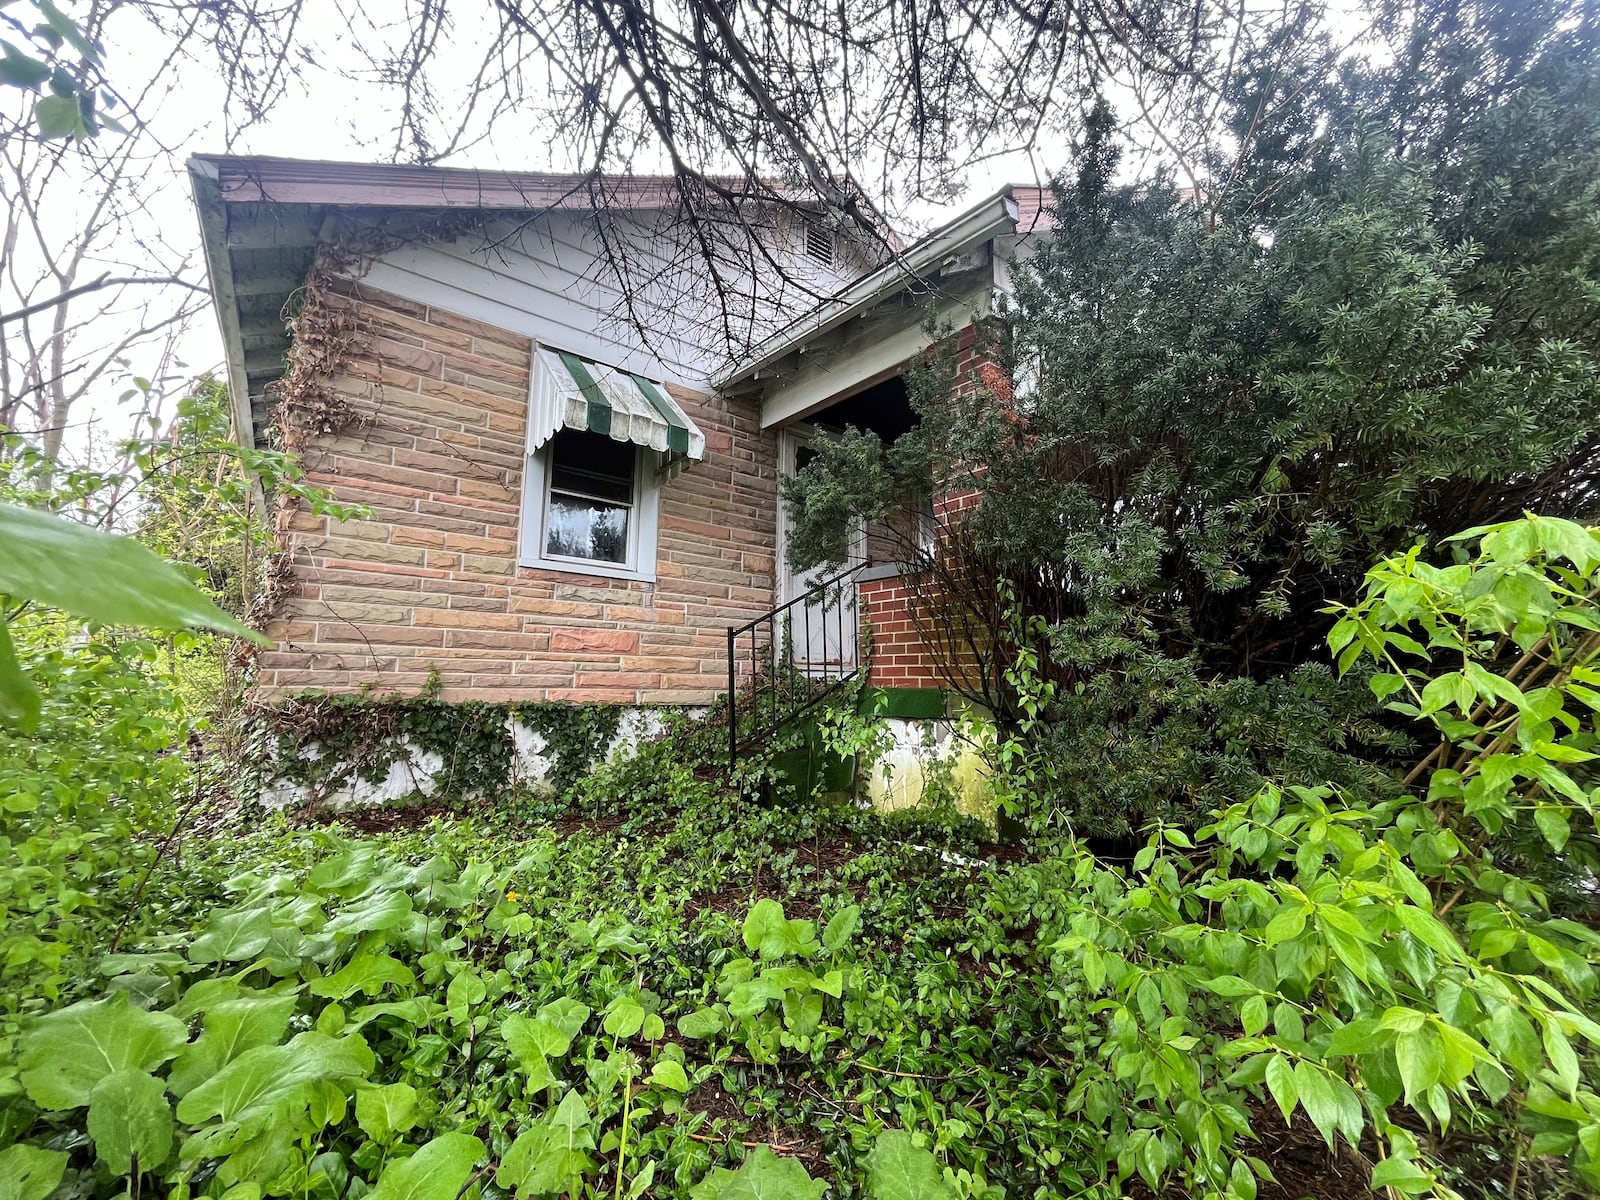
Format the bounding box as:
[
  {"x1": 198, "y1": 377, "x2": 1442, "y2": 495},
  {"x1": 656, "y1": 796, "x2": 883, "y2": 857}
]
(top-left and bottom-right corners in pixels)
[
  {"x1": 2, "y1": 517, "x2": 1598, "y2": 1200},
  {"x1": 0, "y1": 824, "x2": 965, "y2": 1200},
  {"x1": 0, "y1": 631, "x2": 198, "y2": 1071},
  {"x1": 782, "y1": 0, "x2": 1600, "y2": 835},
  {"x1": 1024, "y1": 515, "x2": 1600, "y2": 1196}
]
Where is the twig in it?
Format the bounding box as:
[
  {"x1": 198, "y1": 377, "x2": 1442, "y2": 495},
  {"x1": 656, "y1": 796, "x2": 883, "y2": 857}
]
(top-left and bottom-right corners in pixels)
[
  {"x1": 453, "y1": 1164, "x2": 494, "y2": 1200},
  {"x1": 839, "y1": 1056, "x2": 983, "y2": 1081},
  {"x1": 687, "y1": 1133, "x2": 797, "y2": 1151},
  {"x1": 108, "y1": 775, "x2": 208, "y2": 956}
]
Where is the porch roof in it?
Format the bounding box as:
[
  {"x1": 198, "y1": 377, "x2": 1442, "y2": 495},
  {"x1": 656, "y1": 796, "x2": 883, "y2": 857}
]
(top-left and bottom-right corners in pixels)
[{"x1": 711, "y1": 187, "x2": 1023, "y2": 397}]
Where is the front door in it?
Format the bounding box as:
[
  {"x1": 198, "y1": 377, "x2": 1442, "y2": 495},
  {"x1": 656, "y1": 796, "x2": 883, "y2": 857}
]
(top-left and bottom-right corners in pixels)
[{"x1": 776, "y1": 426, "x2": 861, "y2": 675}]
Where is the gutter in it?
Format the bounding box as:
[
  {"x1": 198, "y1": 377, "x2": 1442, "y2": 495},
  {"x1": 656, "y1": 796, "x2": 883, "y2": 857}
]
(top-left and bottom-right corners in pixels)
[{"x1": 713, "y1": 187, "x2": 1021, "y2": 391}]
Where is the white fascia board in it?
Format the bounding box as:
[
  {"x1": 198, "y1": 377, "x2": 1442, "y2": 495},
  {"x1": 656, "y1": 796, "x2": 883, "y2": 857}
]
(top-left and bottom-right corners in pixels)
[
  {"x1": 187, "y1": 160, "x2": 256, "y2": 447},
  {"x1": 715, "y1": 188, "x2": 1020, "y2": 392},
  {"x1": 759, "y1": 292, "x2": 995, "y2": 429}
]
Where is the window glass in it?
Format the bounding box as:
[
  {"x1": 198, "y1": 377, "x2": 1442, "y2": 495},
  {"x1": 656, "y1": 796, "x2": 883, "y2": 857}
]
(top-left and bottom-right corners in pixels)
[{"x1": 545, "y1": 430, "x2": 634, "y2": 564}]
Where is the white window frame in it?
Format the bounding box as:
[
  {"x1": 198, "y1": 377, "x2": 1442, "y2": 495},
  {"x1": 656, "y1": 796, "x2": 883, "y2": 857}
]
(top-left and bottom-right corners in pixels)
[
  {"x1": 519, "y1": 432, "x2": 662, "y2": 583},
  {"x1": 916, "y1": 492, "x2": 938, "y2": 557}
]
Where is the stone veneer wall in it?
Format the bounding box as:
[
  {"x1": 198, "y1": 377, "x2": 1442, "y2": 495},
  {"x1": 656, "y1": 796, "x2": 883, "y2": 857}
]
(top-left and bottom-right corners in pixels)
[{"x1": 256, "y1": 282, "x2": 778, "y2": 705}]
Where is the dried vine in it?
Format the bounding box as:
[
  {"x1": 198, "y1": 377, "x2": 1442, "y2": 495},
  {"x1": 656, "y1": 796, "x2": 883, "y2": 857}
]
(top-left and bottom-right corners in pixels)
[
  {"x1": 268, "y1": 262, "x2": 370, "y2": 454},
  {"x1": 246, "y1": 211, "x2": 496, "y2": 634}
]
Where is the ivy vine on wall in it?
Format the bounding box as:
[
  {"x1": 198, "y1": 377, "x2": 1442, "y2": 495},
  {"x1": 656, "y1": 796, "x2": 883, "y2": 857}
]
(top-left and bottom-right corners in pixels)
[{"x1": 240, "y1": 675, "x2": 624, "y2": 806}]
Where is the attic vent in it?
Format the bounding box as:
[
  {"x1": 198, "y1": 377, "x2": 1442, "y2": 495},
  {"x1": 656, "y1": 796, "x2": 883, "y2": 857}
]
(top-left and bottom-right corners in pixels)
[{"x1": 804, "y1": 221, "x2": 834, "y2": 266}]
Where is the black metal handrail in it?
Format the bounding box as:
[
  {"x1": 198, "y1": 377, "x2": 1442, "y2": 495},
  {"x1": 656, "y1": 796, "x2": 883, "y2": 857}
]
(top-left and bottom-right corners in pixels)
[{"x1": 726, "y1": 562, "x2": 864, "y2": 771}]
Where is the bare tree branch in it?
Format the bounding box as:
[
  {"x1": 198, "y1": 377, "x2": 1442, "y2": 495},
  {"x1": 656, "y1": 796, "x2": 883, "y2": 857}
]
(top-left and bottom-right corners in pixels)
[{"x1": 0, "y1": 273, "x2": 207, "y2": 328}]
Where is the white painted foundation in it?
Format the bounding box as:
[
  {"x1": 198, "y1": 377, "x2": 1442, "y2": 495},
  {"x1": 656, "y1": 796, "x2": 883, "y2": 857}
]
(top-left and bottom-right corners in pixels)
[
  {"x1": 862, "y1": 715, "x2": 996, "y2": 825},
  {"x1": 256, "y1": 706, "x2": 694, "y2": 810}
]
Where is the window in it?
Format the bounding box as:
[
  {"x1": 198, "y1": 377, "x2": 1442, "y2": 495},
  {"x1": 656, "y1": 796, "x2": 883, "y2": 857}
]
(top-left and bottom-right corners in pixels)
[
  {"x1": 521, "y1": 428, "x2": 660, "y2": 581},
  {"x1": 520, "y1": 344, "x2": 704, "y2": 582},
  {"x1": 544, "y1": 429, "x2": 634, "y2": 563},
  {"x1": 916, "y1": 492, "x2": 938, "y2": 556}
]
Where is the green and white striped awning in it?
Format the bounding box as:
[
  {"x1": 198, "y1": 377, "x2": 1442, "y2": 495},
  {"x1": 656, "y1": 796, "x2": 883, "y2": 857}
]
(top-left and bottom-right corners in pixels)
[{"x1": 527, "y1": 345, "x2": 705, "y2": 471}]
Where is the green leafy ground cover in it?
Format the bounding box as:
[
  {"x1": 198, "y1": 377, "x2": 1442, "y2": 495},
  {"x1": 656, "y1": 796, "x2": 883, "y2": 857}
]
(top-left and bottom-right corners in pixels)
[{"x1": 3, "y1": 517, "x2": 1600, "y2": 1200}]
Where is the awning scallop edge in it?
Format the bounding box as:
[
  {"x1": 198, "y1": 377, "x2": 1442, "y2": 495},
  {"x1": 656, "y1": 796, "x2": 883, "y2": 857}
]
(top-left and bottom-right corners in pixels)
[{"x1": 527, "y1": 345, "x2": 705, "y2": 475}]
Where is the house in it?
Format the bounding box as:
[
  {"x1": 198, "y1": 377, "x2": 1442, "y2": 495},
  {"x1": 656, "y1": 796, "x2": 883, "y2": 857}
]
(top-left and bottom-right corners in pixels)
[{"x1": 188, "y1": 155, "x2": 1052, "y2": 805}]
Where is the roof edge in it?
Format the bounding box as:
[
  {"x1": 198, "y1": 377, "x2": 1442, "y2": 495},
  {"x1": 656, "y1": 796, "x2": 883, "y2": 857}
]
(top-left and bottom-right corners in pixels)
[
  {"x1": 187, "y1": 154, "x2": 792, "y2": 213},
  {"x1": 187, "y1": 160, "x2": 257, "y2": 448},
  {"x1": 713, "y1": 187, "x2": 1021, "y2": 391}
]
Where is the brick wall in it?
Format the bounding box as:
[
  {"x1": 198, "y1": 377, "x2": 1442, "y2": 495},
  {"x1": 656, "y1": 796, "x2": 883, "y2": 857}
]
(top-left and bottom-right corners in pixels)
[
  {"x1": 859, "y1": 574, "x2": 944, "y2": 689},
  {"x1": 255, "y1": 283, "x2": 778, "y2": 705},
  {"x1": 854, "y1": 322, "x2": 1006, "y2": 694}
]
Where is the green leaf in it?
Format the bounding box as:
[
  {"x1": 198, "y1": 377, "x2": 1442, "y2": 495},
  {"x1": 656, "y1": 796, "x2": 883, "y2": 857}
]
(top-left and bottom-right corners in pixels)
[
  {"x1": 742, "y1": 899, "x2": 819, "y2": 960},
  {"x1": 689, "y1": 1145, "x2": 827, "y2": 1200},
  {"x1": 307, "y1": 847, "x2": 379, "y2": 894},
  {"x1": 1381, "y1": 1007, "x2": 1428, "y2": 1035},
  {"x1": 1395, "y1": 905, "x2": 1462, "y2": 962},
  {"x1": 626, "y1": 1160, "x2": 658, "y2": 1200},
  {"x1": 1201, "y1": 975, "x2": 1257, "y2": 998},
  {"x1": 167, "y1": 994, "x2": 297, "y2": 1096},
  {"x1": 0, "y1": 618, "x2": 39, "y2": 730},
  {"x1": 1292, "y1": 1062, "x2": 1345, "y2": 1147},
  {"x1": 503, "y1": 1012, "x2": 576, "y2": 1060},
  {"x1": 1325, "y1": 1017, "x2": 1384, "y2": 1057},
  {"x1": 1485, "y1": 1005, "x2": 1544, "y2": 1078},
  {"x1": 188, "y1": 907, "x2": 274, "y2": 965},
  {"x1": 175, "y1": 1031, "x2": 375, "y2": 1125},
  {"x1": 864, "y1": 1130, "x2": 958, "y2": 1200},
  {"x1": 445, "y1": 970, "x2": 487, "y2": 1024},
  {"x1": 36, "y1": 1, "x2": 102, "y2": 63},
  {"x1": 1420, "y1": 674, "x2": 1461, "y2": 716},
  {"x1": 0, "y1": 503, "x2": 256, "y2": 635},
  {"x1": 548, "y1": 1088, "x2": 592, "y2": 1140},
  {"x1": 0, "y1": 1144, "x2": 68, "y2": 1200},
  {"x1": 356, "y1": 1082, "x2": 418, "y2": 1143},
  {"x1": 33, "y1": 93, "x2": 83, "y2": 138},
  {"x1": 1240, "y1": 995, "x2": 1269, "y2": 1037},
  {"x1": 19, "y1": 995, "x2": 187, "y2": 1110},
  {"x1": 821, "y1": 905, "x2": 861, "y2": 954},
  {"x1": 603, "y1": 996, "x2": 647, "y2": 1040},
  {"x1": 1264, "y1": 1054, "x2": 1297, "y2": 1124},
  {"x1": 497, "y1": 1126, "x2": 593, "y2": 1198},
  {"x1": 1369, "y1": 672, "x2": 1407, "y2": 700},
  {"x1": 782, "y1": 991, "x2": 823, "y2": 1037},
  {"x1": 678, "y1": 1006, "x2": 727, "y2": 1040},
  {"x1": 1534, "y1": 805, "x2": 1571, "y2": 852},
  {"x1": 501, "y1": 1015, "x2": 564, "y2": 1087},
  {"x1": 323, "y1": 890, "x2": 414, "y2": 937},
  {"x1": 1395, "y1": 1030, "x2": 1444, "y2": 1105},
  {"x1": 649, "y1": 1059, "x2": 690, "y2": 1093},
  {"x1": 86, "y1": 1070, "x2": 173, "y2": 1175},
  {"x1": 538, "y1": 997, "x2": 591, "y2": 1041},
  {"x1": 1369, "y1": 1157, "x2": 1431, "y2": 1192},
  {"x1": 368, "y1": 1133, "x2": 485, "y2": 1200},
  {"x1": 1262, "y1": 906, "x2": 1306, "y2": 946},
  {"x1": 1543, "y1": 1019, "x2": 1581, "y2": 1095},
  {"x1": 497, "y1": 1092, "x2": 596, "y2": 1199},
  {"x1": 0, "y1": 45, "x2": 54, "y2": 90},
  {"x1": 309, "y1": 953, "x2": 417, "y2": 1000},
  {"x1": 1533, "y1": 516, "x2": 1600, "y2": 571}
]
